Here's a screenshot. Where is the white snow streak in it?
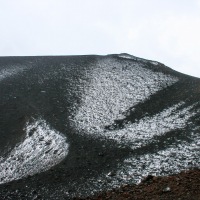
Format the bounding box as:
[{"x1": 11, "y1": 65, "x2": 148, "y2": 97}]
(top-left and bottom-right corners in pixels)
[
  {"x1": 118, "y1": 54, "x2": 159, "y2": 66},
  {"x1": 70, "y1": 57, "x2": 199, "y2": 189},
  {"x1": 0, "y1": 66, "x2": 26, "y2": 82},
  {"x1": 105, "y1": 102, "x2": 197, "y2": 148},
  {"x1": 118, "y1": 54, "x2": 138, "y2": 60},
  {"x1": 116, "y1": 132, "x2": 200, "y2": 184},
  {"x1": 86, "y1": 103, "x2": 199, "y2": 191},
  {"x1": 0, "y1": 119, "x2": 69, "y2": 184},
  {"x1": 72, "y1": 58, "x2": 178, "y2": 137}
]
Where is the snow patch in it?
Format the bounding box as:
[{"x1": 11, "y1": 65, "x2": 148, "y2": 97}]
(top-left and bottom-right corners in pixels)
[
  {"x1": 72, "y1": 58, "x2": 178, "y2": 138},
  {"x1": 82, "y1": 103, "x2": 199, "y2": 192},
  {"x1": 118, "y1": 54, "x2": 138, "y2": 60},
  {"x1": 0, "y1": 66, "x2": 27, "y2": 82},
  {"x1": 118, "y1": 54, "x2": 159, "y2": 66},
  {"x1": 150, "y1": 61, "x2": 159, "y2": 65},
  {"x1": 105, "y1": 102, "x2": 197, "y2": 148},
  {"x1": 0, "y1": 119, "x2": 69, "y2": 184},
  {"x1": 116, "y1": 131, "x2": 200, "y2": 184}
]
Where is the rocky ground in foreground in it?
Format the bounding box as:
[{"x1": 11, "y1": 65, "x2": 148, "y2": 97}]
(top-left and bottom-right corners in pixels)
[{"x1": 75, "y1": 169, "x2": 200, "y2": 200}]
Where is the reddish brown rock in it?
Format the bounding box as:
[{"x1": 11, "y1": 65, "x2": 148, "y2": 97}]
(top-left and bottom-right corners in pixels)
[{"x1": 75, "y1": 169, "x2": 200, "y2": 200}]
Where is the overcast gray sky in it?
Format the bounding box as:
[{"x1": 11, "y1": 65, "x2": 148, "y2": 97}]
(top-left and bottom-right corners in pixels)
[{"x1": 0, "y1": 0, "x2": 200, "y2": 77}]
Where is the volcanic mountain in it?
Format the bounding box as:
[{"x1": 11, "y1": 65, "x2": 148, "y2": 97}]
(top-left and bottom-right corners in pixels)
[{"x1": 0, "y1": 54, "x2": 199, "y2": 199}]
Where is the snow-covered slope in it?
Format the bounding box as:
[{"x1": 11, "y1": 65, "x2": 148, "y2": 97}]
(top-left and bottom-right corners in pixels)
[
  {"x1": 72, "y1": 57, "x2": 178, "y2": 137},
  {"x1": 0, "y1": 54, "x2": 199, "y2": 199},
  {"x1": 0, "y1": 119, "x2": 69, "y2": 184}
]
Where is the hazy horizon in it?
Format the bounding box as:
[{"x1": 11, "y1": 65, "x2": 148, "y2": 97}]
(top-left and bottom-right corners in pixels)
[{"x1": 0, "y1": 0, "x2": 200, "y2": 78}]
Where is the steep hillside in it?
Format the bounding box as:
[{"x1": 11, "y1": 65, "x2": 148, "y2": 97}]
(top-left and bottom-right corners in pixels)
[{"x1": 0, "y1": 54, "x2": 199, "y2": 199}]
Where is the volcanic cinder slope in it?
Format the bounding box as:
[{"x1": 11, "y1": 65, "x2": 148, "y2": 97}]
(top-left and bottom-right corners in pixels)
[{"x1": 0, "y1": 54, "x2": 199, "y2": 199}]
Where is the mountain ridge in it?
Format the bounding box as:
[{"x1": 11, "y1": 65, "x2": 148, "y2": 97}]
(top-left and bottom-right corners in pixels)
[{"x1": 0, "y1": 54, "x2": 199, "y2": 199}]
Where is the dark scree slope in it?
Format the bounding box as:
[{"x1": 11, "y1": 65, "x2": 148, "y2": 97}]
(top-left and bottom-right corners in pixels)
[{"x1": 0, "y1": 54, "x2": 199, "y2": 199}]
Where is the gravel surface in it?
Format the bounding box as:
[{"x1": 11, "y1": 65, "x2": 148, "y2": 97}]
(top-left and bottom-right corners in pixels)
[
  {"x1": 0, "y1": 54, "x2": 199, "y2": 199},
  {"x1": 75, "y1": 169, "x2": 200, "y2": 200}
]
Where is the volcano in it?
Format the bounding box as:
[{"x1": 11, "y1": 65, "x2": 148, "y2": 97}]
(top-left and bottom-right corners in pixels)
[{"x1": 0, "y1": 54, "x2": 199, "y2": 199}]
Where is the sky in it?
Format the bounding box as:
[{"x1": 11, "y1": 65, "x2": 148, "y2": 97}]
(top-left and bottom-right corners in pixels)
[{"x1": 0, "y1": 0, "x2": 200, "y2": 78}]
